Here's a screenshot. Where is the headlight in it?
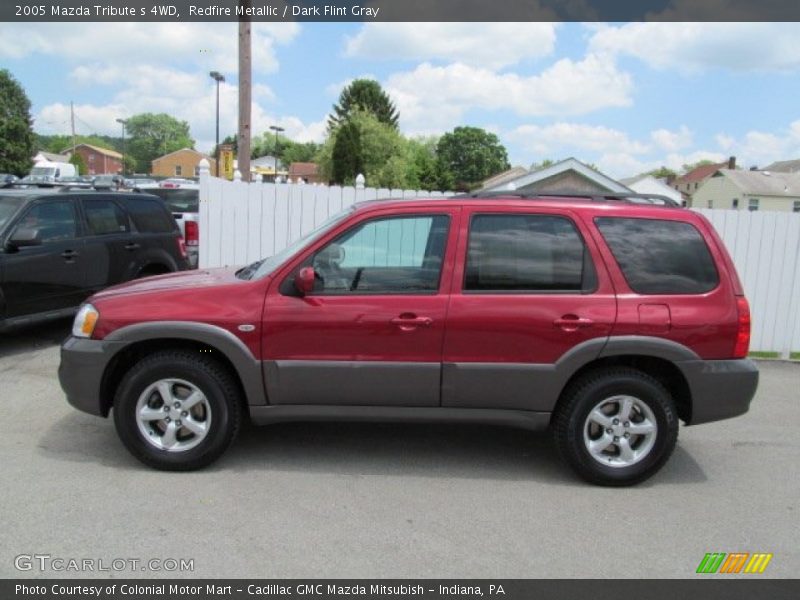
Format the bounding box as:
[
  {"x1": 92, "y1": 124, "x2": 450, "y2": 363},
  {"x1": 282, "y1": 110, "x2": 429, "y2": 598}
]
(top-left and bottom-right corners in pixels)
[{"x1": 72, "y1": 304, "x2": 99, "y2": 338}]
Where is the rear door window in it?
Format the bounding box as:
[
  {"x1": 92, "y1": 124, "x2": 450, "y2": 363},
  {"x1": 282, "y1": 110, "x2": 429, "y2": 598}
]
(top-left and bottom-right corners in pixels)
[
  {"x1": 464, "y1": 214, "x2": 595, "y2": 292},
  {"x1": 82, "y1": 198, "x2": 130, "y2": 236},
  {"x1": 595, "y1": 217, "x2": 719, "y2": 294}
]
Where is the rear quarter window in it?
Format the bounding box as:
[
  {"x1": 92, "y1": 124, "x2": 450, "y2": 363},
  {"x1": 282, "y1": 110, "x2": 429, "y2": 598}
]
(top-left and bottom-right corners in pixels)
[
  {"x1": 122, "y1": 197, "x2": 176, "y2": 234},
  {"x1": 595, "y1": 217, "x2": 719, "y2": 294}
]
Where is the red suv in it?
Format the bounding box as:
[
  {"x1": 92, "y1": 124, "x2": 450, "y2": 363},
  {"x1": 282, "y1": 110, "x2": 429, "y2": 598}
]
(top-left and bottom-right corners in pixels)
[{"x1": 59, "y1": 194, "x2": 758, "y2": 485}]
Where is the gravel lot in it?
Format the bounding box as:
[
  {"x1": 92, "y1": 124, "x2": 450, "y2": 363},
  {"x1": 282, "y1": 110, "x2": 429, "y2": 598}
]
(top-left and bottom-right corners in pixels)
[{"x1": 0, "y1": 319, "x2": 798, "y2": 579}]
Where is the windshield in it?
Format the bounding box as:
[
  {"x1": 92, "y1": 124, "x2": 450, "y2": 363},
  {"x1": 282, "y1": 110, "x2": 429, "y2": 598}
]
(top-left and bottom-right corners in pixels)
[
  {"x1": 0, "y1": 197, "x2": 25, "y2": 230},
  {"x1": 239, "y1": 207, "x2": 355, "y2": 280}
]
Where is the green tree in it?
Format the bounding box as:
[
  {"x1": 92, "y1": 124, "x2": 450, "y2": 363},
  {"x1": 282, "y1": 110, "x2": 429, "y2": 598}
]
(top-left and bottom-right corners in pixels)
[
  {"x1": 405, "y1": 137, "x2": 440, "y2": 191},
  {"x1": 0, "y1": 69, "x2": 35, "y2": 176},
  {"x1": 320, "y1": 110, "x2": 409, "y2": 187},
  {"x1": 69, "y1": 152, "x2": 87, "y2": 176},
  {"x1": 436, "y1": 126, "x2": 510, "y2": 191},
  {"x1": 645, "y1": 166, "x2": 677, "y2": 179},
  {"x1": 329, "y1": 79, "x2": 399, "y2": 131},
  {"x1": 530, "y1": 159, "x2": 555, "y2": 171},
  {"x1": 125, "y1": 113, "x2": 194, "y2": 173},
  {"x1": 331, "y1": 120, "x2": 363, "y2": 185}
]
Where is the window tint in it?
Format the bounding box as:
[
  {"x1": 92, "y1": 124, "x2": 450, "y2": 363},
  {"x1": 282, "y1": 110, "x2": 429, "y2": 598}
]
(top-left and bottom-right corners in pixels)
[
  {"x1": 14, "y1": 201, "x2": 77, "y2": 242},
  {"x1": 595, "y1": 217, "x2": 719, "y2": 294},
  {"x1": 83, "y1": 198, "x2": 130, "y2": 235},
  {"x1": 465, "y1": 214, "x2": 590, "y2": 292},
  {"x1": 311, "y1": 215, "x2": 449, "y2": 293},
  {"x1": 123, "y1": 197, "x2": 175, "y2": 233}
]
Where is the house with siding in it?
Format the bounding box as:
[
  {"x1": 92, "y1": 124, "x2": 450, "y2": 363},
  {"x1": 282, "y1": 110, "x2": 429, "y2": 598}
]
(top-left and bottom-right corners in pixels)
[
  {"x1": 151, "y1": 148, "x2": 216, "y2": 178},
  {"x1": 673, "y1": 157, "x2": 735, "y2": 201},
  {"x1": 481, "y1": 157, "x2": 631, "y2": 195},
  {"x1": 693, "y1": 169, "x2": 800, "y2": 212},
  {"x1": 62, "y1": 144, "x2": 122, "y2": 175}
]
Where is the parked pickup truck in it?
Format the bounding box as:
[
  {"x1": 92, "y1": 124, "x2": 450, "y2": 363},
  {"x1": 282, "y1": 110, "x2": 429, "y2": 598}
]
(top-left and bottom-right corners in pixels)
[{"x1": 143, "y1": 184, "x2": 199, "y2": 268}]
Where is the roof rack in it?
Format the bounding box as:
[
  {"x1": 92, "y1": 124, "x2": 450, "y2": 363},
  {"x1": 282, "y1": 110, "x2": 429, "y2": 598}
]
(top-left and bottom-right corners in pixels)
[{"x1": 451, "y1": 191, "x2": 682, "y2": 207}]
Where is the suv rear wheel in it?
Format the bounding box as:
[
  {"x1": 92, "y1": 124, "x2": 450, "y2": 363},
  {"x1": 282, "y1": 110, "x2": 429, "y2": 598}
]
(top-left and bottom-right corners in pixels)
[
  {"x1": 553, "y1": 368, "x2": 678, "y2": 486},
  {"x1": 112, "y1": 351, "x2": 241, "y2": 470}
]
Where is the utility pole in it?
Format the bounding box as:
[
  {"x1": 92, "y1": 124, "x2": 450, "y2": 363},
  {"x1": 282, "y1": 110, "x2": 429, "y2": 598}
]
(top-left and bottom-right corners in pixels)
[
  {"x1": 209, "y1": 71, "x2": 225, "y2": 177},
  {"x1": 238, "y1": 2, "x2": 252, "y2": 181}
]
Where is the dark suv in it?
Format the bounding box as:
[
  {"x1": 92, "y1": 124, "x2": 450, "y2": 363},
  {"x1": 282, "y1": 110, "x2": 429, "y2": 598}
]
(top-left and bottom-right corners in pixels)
[
  {"x1": 59, "y1": 194, "x2": 758, "y2": 485},
  {"x1": 0, "y1": 190, "x2": 189, "y2": 330}
]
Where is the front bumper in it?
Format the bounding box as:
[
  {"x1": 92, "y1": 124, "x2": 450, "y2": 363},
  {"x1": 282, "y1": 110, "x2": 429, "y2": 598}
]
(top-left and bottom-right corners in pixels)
[
  {"x1": 677, "y1": 358, "x2": 759, "y2": 425},
  {"x1": 59, "y1": 337, "x2": 128, "y2": 417}
]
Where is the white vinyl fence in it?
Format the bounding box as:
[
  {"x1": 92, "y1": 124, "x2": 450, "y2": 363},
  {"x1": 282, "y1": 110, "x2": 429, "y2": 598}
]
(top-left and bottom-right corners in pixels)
[{"x1": 199, "y1": 170, "x2": 800, "y2": 357}]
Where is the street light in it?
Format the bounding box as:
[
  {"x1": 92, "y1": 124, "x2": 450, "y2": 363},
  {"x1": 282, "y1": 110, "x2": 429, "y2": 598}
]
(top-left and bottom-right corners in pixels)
[
  {"x1": 116, "y1": 118, "x2": 128, "y2": 176},
  {"x1": 209, "y1": 71, "x2": 225, "y2": 176},
  {"x1": 269, "y1": 125, "x2": 284, "y2": 182}
]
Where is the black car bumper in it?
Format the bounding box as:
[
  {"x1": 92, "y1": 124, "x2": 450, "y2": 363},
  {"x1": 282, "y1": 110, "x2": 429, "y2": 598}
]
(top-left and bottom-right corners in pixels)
[
  {"x1": 59, "y1": 337, "x2": 128, "y2": 417},
  {"x1": 678, "y1": 358, "x2": 759, "y2": 425}
]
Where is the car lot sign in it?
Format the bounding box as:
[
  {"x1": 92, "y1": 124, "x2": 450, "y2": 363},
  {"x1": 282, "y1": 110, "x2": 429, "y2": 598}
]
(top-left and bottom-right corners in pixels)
[{"x1": 220, "y1": 144, "x2": 234, "y2": 181}]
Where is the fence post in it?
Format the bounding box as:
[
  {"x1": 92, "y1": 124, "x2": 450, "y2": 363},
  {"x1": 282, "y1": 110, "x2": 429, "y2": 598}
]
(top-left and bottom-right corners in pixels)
[
  {"x1": 233, "y1": 169, "x2": 242, "y2": 182},
  {"x1": 355, "y1": 173, "x2": 365, "y2": 189}
]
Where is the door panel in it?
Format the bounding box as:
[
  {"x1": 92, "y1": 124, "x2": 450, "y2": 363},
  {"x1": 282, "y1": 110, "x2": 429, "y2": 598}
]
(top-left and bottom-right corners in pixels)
[
  {"x1": 442, "y1": 208, "x2": 617, "y2": 411},
  {"x1": 1, "y1": 200, "x2": 86, "y2": 317},
  {"x1": 263, "y1": 208, "x2": 460, "y2": 406}
]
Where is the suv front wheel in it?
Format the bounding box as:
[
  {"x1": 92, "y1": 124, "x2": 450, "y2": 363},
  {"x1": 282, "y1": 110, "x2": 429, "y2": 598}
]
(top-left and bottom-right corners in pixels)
[
  {"x1": 113, "y1": 351, "x2": 241, "y2": 471},
  {"x1": 553, "y1": 368, "x2": 678, "y2": 486}
]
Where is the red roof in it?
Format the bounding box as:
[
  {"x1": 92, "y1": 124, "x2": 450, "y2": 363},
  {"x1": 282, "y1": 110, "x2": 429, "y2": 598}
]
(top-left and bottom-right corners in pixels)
[{"x1": 675, "y1": 162, "x2": 727, "y2": 184}]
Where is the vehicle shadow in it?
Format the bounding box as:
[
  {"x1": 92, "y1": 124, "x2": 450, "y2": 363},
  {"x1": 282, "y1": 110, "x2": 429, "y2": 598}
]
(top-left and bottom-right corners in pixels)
[
  {"x1": 0, "y1": 318, "x2": 72, "y2": 359},
  {"x1": 39, "y1": 412, "x2": 707, "y2": 486}
]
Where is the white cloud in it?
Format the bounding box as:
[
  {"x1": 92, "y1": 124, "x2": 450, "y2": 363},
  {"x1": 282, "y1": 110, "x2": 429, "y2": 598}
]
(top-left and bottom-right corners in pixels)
[
  {"x1": 651, "y1": 126, "x2": 693, "y2": 152},
  {"x1": 345, "y1": 23, "x2": 558, "y2": 69},
  {"x1": 0, "y1": 22, "x2": 300, "y2": 74},
  {"x1": 385, "y1": 54, "x2": 633, "y2": 134},
  {"x1": 507, "y1": 122, "x2": 650, "y2": 160},
  {"x1": 714, "y1": 122, "x2": 800, "y2": 168},
  {"x1": 589, "y1": 23, "x2": 800, "y2": 73}
]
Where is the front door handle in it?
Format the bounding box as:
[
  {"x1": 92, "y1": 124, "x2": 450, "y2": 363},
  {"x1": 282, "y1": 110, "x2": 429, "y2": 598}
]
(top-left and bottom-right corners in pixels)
[
  {"x1": 553, "y1": 315, "x2": 594, "y2": 332},
  {"x1": 390, "y1": 314, "x2": 433, "y2": 331},
  {"x1": 61, "y1": 250, "x2": 79, "y2": 260},
  {"x1": 124, "y1": 243, "x2": 141, "y2": 251}
]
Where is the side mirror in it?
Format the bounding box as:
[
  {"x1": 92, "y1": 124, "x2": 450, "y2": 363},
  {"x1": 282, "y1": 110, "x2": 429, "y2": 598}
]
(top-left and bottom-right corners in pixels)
[
  {"x1": 294, "y1": 266, "x2": 316, "y2": 295},
  {"x1": 8, "y1": 227, "x2": 42, "y2": 248}
]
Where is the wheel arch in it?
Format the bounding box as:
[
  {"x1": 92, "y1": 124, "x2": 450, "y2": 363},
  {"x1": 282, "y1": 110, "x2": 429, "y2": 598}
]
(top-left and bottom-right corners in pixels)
[
  {"x1": 551, "y1": 336, "x2": 699, "y2": 424},
  {"x1": 100, "y1": 322, "x2": 265, "y2": 416}
]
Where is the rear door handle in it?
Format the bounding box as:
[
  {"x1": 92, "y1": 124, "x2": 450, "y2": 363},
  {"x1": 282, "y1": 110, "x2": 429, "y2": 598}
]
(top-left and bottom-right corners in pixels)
[
  {"x1": 124, "y1": 243, "x2": 141, "y2": 251},
  {"x1": 61, "y1": 250, "x2": 79, "y2": 259},
  {"x1": 554, "y1": 315, "x2": 594, "y2": 331}
]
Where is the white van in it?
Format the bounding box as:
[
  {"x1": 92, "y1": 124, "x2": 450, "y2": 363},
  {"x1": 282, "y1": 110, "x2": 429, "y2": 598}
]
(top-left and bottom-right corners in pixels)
[{"x1": 25, "y1": 160, "x2": 77, "y2": 185}]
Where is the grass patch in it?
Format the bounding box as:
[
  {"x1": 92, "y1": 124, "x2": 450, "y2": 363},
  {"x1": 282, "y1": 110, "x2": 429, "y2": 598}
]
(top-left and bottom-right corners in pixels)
[
  {"x1": 748, "y1": 351, "x2": 780, "y2": 359},
  {"x1": 791, "y1": 352, "x2": 800, "y2": 361}
]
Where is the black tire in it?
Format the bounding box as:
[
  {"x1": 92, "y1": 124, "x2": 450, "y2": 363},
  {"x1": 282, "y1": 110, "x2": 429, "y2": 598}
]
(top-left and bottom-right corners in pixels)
[
  {"x1": 113, "y1": 350, "x2": 241, "y2": 471},
  {"x1": 553, "y1": 368, "x2": 678, "y2": 486}
]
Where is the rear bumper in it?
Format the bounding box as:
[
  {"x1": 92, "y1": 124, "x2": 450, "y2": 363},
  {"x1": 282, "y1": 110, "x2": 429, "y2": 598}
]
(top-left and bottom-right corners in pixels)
[
  {"x1": 59, "y1": 337, "x2": 128, "y2": 417},
  {"x1": 677, "y1": 358, "x2": 759, "y2": 425}
]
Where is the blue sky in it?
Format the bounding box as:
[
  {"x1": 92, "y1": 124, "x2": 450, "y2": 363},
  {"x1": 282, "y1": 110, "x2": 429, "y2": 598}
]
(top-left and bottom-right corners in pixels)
[{"x1": 2, "y1": 22, "x2": 800, "y2": 177}]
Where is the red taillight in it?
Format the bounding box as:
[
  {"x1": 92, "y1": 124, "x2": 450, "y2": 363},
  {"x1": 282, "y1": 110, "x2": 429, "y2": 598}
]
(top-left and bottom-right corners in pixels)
[
  {"x1": 733, "y1": 296, "x2": 751, "y2": 359},
  {"x1": 177, "y1": 235, "x2": 188, "y2": 259},
  {"x1": 185, "y1": 221, "x2": 199, "y2": 246}
]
